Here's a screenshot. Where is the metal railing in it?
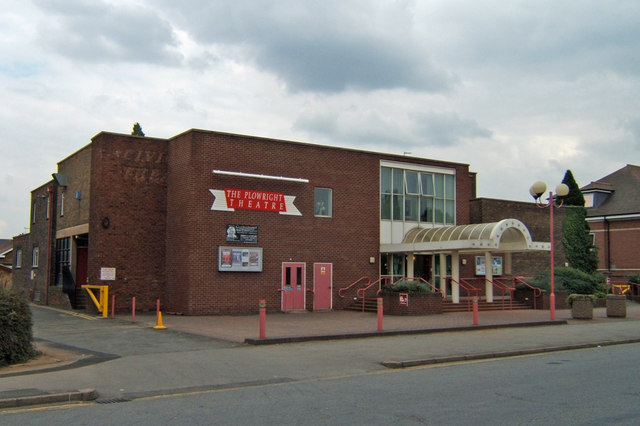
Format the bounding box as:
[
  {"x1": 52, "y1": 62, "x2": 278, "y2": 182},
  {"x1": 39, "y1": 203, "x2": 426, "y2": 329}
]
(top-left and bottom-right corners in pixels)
[
  {"x1": 490, "y1": 277, "x2": 515, "y2": 310},
  {"x1": 356, "y1": 277, "x2": 391, "y2": 312},
  {"x1": 338, "y1": 276, "x2": 370, "y2": 298},
  {"x1": 388, "y1": 277, "x2": 444, "y2": 296},
  {"x1": 446, "y1": 277, "x2": 482, "y2": 311},
  {"x1": 512, "y1": 276, "x2": 542, "y2": 310}
]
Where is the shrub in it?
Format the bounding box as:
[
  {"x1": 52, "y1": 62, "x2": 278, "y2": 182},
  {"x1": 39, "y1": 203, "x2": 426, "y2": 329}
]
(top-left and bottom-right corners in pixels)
[
  {"x1": 528, "y1": 267, "x2": 605, "y2": 295},
  {"x1": 384, "y1": 279, "x2": 432, "y2": 293},
  {"x1": 0, "y1": 288, "x2": 37, "y2": 367},
  {"x1": 567, "y1": 294, "x2": 597, "y2": 308},
  {"x1": 629, "y1": 275, "x2": 640, "y2": 284}
]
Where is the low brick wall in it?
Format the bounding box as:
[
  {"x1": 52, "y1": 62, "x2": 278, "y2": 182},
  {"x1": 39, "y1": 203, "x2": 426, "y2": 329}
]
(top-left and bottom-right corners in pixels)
[
  {"x1": 381, "y1": 292, "x2": 442, "y2": 315},
  {"x1": 606, "y1": 295, "x2": 627, "y2": 318},
  {"x1": 514, "y1": 289, "x2": 568, "y2": 310}
]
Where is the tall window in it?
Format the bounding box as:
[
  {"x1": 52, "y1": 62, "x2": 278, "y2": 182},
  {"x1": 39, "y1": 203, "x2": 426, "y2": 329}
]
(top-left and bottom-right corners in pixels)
[
  {"x1": 314, "y1": 188, "x2": 332, "y2": 217},
  {"x1": 381, "y1": 166, "x2": 455, "y2": 225},
  {"x1": 60, "y1": 192, "x2": 65, "y2": 217},
  {"x1": 32, "y1": 247, "x2": 39, "y2": 268},
  {"x1": 15, "y1": 249, "x2": 22, "y2": 268},
  {"x1": 32, "y1": 201, "x2": 36, "y2": 224},
  {"x1": 56, "y1": 237, "x2": 71, "y2": 286}
]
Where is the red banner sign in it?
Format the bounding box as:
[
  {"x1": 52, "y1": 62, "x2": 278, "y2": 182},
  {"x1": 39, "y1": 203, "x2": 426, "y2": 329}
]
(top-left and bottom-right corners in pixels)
[{"x1": 224, "y1": 188, "x2": 286, "y2": 212}]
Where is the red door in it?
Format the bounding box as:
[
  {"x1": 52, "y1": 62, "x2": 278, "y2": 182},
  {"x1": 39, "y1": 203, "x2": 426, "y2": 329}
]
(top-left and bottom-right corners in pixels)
[
  {"x1": 282, "y1": 263, "x2": 306, "y2": 311},
  {"x1": 313, "y1": 263, "x2": 332, "y2": 311},
  {"x1": 76, "y1": 247, "x2": 88, "y2": 287}
]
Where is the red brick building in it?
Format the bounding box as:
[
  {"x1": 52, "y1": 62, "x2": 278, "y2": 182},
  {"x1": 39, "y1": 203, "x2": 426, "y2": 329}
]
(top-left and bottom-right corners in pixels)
[
  {"x1": 12, "y1": 129, "x2": 559, "y2": 314},
  {"x1": 582, "y1": 164, "x2": 640, "y2": 281}
]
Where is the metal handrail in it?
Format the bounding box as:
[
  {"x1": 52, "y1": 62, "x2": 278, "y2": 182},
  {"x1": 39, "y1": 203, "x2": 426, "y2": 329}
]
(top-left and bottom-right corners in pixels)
[
  {"x1": 512, "y1": 276, "x2": 542, "y2": 310},
  {"x1": 491, "y1": 277, "x2": 515, "y2": 310},
  {"x1": 447, "y1": 277, "x2": 481, "y2": 311},
  {"x1": 356, "y1": 277, "x2": 391, "y2": 312},
  {"x1": 385, "y1": 277, "x2": 444, "y2": 296},
  {"x1": 338, "y1": 276, "x2": 370, "y2": 298}
]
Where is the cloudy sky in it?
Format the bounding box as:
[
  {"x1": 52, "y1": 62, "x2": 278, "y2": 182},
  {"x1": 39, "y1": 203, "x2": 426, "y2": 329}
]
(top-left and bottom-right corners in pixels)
[{"x1": 2, "y1": 0, "x2": 639, "y2": 238}]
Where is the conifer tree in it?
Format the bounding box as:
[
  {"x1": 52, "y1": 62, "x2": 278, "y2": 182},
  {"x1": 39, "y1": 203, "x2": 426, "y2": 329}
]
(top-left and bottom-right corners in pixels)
[
  {"x1": 561, "y1": 170, "x2": 599, "y2": 274},
  {"x1": 131, "y1": 122, "x2": 145, "y2": 137}
]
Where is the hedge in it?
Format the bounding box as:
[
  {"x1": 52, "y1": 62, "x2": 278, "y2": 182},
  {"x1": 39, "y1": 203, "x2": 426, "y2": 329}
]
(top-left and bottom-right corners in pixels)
[{"x1": 0, "y1": 288, "x2": 37, "y2": 367}]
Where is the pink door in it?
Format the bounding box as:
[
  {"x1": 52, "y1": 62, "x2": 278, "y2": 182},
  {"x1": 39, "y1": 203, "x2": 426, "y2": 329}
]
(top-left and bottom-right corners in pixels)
[
  {"x1": 313, "y1": 263, "x2": 332, "y2": 311},
  {"x1": 282, "y1": 263, "x2": 306, "y2": 311}
]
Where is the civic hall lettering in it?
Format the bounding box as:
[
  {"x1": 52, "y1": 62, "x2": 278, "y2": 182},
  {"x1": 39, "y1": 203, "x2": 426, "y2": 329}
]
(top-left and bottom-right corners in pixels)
[{"x1": 224, "y1": 189, "x2": 286, "y2": 212}]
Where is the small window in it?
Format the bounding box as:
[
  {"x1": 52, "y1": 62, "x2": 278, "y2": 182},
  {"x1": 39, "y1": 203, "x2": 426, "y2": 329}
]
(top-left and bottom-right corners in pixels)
[
  {"x1": 314, "y1": 188, "x2": 332, "y2": 217},
  {"x1": 60, "y1": 192, "x2": 65, "y2": 217},
  {"x1": 404, "y1": 171, "x2": 419, "y2": 195},
  {"x1": 32, "y1": 247, "x2": 39, "y2": 268},
  {"x1": 16, "y1": 249, "x2": 22, "y2": 269},
  {"x1": 32, "y1": 201, "x2": 36, "y2": 224}
]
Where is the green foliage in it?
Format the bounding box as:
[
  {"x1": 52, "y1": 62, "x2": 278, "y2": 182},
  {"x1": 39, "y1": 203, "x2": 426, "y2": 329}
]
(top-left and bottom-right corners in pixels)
[
  {"x1": 529, "y1": 267, "x2": 605, "y2": 295},
  {"x1": 0, "y1": 288, "x2": 37, "y2": 367},
  {"x1": 567, "y1": 293, "x2": 597, "y2": 308},
  {"x1": 562, "y1": 206, "x2": 599, "y2": 274},
  {"x1": 385, "y1": 279, "x2": 432, "y2": 293},
  {"x1": 131, "y1": 122, "x2": 145, "y2": 137},
  {"x1": 561, "y1": 170, "x2": 585, "y2": 207},
  {"x1": 629, "y1": 275, "x2": 640, "y2": 284}
]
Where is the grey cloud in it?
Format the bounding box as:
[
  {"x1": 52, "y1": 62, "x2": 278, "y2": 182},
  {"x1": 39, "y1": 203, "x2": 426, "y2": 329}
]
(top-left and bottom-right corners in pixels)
[
  {"x1": 410, "y1": 112, "x2": 492, "y2": 147},
  {"x1": 158, "y1": 0, "x2": 456, "y2": 93},
  {"x1": 294, "y1": 109, "x2": 491, "y2": 148},
  {"x1": 430, "y1": 1, "x2": 640, "y2": 78},
  {"x1": 34, "y1": 0, "x2": 180, "y2": 65}
]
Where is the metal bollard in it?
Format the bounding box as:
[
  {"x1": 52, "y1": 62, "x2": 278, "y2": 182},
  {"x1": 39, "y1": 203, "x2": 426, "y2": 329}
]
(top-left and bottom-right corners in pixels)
[
  {"x1": 472, "y1": 296, "x2": 479, "y2": 326},
  {"x1": 377, "y1": 297, "x2": 383, "y2": 331},
  {"x1": 259, "y1": 299, "x2": 267, "y2": 339}
]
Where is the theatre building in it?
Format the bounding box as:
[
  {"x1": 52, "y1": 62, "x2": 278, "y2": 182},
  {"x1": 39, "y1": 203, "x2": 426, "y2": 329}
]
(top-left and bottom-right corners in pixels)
[{"x1": 12, "y1": 129, "x2": 557, "y2": 315}]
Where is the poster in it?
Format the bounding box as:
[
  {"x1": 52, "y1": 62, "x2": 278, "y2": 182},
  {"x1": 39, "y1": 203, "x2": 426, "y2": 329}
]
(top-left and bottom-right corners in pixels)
[
  {"x1": 218, "y1": 246, "x2": 263, "y2": 272},
  {"x1": 475, "y1": 256, "x2": 503, "y2": 276},
  {"x1": 226, "y1": 224, "x2": 258, "y2": 243}
]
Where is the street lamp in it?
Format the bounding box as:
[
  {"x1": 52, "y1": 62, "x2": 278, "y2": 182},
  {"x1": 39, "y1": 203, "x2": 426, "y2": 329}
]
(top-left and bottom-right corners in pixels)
[{"x1": 529, "y1": 181, "x2": 569, "y2": 321}]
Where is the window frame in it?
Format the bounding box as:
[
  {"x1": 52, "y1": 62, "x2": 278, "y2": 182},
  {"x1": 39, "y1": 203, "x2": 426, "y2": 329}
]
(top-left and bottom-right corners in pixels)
[
  {"x1": 32, "y1": 246, "x2": 39, "y2": 268},
  {"x1": 314, "y1": 187, "x2": 333, "y2": 217}
]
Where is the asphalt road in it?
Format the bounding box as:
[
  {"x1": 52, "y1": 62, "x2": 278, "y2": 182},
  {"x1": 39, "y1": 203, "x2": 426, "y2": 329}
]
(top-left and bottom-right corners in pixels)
[{"x1": 2, "y1": 342, "x2": 639, "y2": 425}]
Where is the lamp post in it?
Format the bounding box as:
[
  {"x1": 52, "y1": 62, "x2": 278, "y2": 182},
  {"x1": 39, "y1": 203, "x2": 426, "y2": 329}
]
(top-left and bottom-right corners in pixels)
[{"x1": 529, "y1": 181, "x2": 569, "y2": 321}]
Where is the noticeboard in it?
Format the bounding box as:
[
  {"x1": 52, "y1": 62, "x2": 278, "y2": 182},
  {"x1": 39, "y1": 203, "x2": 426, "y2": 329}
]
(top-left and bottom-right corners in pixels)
[{"x1": 218, "y1": 246, "x2": 263, "y2": 272}]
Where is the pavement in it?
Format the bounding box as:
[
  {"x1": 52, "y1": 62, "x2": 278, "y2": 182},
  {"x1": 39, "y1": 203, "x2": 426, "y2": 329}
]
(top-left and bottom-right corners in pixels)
[{"x1": 1, "y1": 302, "x2": 640, "y2": 410}]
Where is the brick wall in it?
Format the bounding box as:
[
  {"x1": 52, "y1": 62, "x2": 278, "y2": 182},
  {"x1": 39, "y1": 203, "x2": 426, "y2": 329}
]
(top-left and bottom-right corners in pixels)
[
  {"x1": 589, "y1": 218, "x2": 640, "y2": 279},
  {"x1": 89, "y1": 133, "x2": 168, "y2": 312},
  {"x1": 165, "y1": 130, "x2": 476, "y2": 314},
  {"x1": 12, "y1": 183, "x2": 58, "y2": 305},
  {"x1": 56, "y1": 145, "x2": 91, "y2": 231}
]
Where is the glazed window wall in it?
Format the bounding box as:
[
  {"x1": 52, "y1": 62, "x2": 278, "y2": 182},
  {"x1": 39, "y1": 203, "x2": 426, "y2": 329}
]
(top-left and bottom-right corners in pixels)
[{"x1": 380, "y1": 166, "x2": 455, "y2": 225}]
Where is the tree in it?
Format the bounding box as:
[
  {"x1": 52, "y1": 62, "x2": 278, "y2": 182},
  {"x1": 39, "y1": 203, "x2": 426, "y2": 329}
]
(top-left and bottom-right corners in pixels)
[
  {"x1": 561, "y1": 170, "x2": 599, "y2": 274},
  {"x1": 131, "y1": 122, "x2": 145, "y2": 137}
]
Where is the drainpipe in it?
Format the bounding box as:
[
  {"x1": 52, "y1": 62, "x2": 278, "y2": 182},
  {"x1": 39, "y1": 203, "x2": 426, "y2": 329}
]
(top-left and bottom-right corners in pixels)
[
  {"x1": 604, "y1": 216, "x2": 610, "y2": 273},
  {"x1": 45, "y1": 186, "x2": 54, "y2": 305}
]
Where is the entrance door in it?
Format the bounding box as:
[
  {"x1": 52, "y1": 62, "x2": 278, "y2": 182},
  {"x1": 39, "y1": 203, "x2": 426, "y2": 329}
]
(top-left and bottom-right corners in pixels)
[
  {"x1": 76, "y1": 246, "x2": 88, "y2": 288},
  {"x1": 282, "y1": 262, "x2": 306, "y2": 311},
  {"x1": 313, "y1": 263, "x2": 332, "y2": 311}
]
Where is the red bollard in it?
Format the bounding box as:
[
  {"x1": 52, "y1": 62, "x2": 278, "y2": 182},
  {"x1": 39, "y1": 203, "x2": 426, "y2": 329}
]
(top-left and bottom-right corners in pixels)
[
  {"x1": 111, "y1": 295, "x2": 115, "y2": 319},
  {"x1": 132, "y1": 297, "x2": 136, "y2": 323},
  {"x1": 259, "y1": 299, "x2": 266, "y2": 339},
  {"x1": 472, "y1": 296, "x2": 479, "y2": 326},
  {"x1": 377, "y1": 297, "x2": 383, "y2": 331}
]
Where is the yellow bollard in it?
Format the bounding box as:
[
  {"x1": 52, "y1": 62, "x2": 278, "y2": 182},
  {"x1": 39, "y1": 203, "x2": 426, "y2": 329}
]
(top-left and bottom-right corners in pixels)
[{"x1": 154, "y1": 311, "x2": 167, "y2": 330}]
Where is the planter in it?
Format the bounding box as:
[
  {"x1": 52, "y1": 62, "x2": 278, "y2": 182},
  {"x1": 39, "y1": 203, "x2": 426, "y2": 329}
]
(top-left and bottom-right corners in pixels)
[
  {"x1": 381, "y1": 291, "x2": 442, "y2": 315},
  {"x1": 606, "y1": 294, "x2": 627, "y2": 318},
  {"x1": 569, "y1": 295, "x2": 594, "y2": 320}
]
